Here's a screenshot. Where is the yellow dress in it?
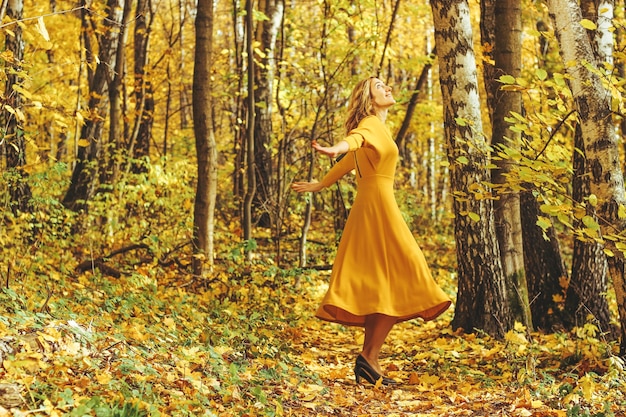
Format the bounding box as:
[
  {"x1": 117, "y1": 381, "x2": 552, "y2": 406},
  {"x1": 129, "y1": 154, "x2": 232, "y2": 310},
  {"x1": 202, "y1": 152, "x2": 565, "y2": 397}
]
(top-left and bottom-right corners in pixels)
[{"x1": 317, "y1": 115, "x2": 451, "y2": 326}]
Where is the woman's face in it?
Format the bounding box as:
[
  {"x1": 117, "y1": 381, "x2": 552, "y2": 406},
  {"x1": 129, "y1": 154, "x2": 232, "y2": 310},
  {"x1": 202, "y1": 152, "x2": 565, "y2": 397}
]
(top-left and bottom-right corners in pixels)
[{"x1": 370, "y1": 78, "x2": 395, "y2": 110}]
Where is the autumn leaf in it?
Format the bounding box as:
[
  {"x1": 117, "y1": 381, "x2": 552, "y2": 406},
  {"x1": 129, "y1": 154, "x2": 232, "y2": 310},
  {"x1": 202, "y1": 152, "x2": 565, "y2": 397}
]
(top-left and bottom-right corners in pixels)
[
  {"x1": 36, "y1": 16, "x2": 50, "y2": 41},
  {"x1": 579, "y1": 18, "x2": 597, "y2": 30}
]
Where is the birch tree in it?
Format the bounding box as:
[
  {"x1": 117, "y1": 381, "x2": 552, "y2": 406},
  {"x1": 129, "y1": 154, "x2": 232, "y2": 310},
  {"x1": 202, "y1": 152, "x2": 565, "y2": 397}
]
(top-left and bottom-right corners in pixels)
[
  {"x1": 563, "y1": 0, "x2": 615, "y2": 336},
  {"x1": 430, "y1": 0, "x2": 511, "y2": 337},
  {"x1": 547, "y1": 0, "x2": 626, "y2": 356}
]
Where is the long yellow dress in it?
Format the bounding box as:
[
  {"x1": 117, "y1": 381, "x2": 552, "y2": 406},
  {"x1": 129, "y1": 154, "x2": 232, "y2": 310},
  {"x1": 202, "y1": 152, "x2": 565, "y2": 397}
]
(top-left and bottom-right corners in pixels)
[{"x1": 316, "y1": 115, "x2": 452, "y2": 326}]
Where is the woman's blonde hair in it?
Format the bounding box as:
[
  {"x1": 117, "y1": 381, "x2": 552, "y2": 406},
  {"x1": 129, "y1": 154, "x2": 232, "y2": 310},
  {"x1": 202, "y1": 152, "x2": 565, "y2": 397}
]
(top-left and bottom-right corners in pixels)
[{"x1": 344, "y1": 77, "x2": 376, "y2": 134}]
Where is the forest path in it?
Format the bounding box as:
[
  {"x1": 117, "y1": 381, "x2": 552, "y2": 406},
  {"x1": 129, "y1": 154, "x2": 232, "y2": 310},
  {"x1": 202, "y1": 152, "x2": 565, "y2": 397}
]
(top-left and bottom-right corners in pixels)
[{"x1": 285, "y1": 304, "x2": 540, "y2": 417}]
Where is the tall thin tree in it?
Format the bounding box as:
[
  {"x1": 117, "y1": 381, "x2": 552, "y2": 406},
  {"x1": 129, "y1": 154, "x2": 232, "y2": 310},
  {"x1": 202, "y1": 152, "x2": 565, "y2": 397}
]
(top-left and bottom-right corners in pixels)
[
  {"x1": 377, "y1": 0, "x2": 401, "y2": 76},
  {"x1": 129, "y1": 0, "x2": 155, "y2": 173},
  {"x1": 105, "y1": 0, "x2": 132, "y2": 183},
  {"x1": 2, "y1": 0, "x2": 32, "y2": 214},
  {"x1": 231, "y1": 0, "x2": 246, "y2": 200},
  {"x1": 395, "y1": 48, "x2": 435, "y2": 162},
  {"x1": 519, "y1": 15, "x2": 568, "y2": 332},
  {"x1": 63, "y1": 0, "x2": 125, "y2": 211},
  {"x1": 242, "y1": 0, "x2": 256, "y2": 244},
  {"x1": 192, "y1": 0, "x2": 218, "y2": 277},
  {"x1": 489, "y1": 0, "x2": 532, "y2": 329},
  {"x1": 252, "y1": 0, "x2": 284, "y2": 227}
]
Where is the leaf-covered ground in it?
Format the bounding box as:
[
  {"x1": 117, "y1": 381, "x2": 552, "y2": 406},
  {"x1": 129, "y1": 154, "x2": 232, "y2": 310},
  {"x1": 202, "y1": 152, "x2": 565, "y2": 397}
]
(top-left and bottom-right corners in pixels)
[{"x1": 1, "y1": 248, "x2": 625, "y2": 417}]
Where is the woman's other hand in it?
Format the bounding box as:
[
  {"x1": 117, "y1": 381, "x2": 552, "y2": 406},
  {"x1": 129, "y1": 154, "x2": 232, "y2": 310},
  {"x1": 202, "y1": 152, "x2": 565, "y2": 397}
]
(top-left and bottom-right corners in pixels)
[{"x1": 291, "y1": 180, "x2": 324, "y2": 193}]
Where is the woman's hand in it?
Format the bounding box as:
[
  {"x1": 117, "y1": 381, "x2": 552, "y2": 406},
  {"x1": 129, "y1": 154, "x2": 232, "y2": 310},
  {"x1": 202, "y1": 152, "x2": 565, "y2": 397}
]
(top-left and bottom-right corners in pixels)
[
  {"x1": 312, "y1": 140, "x2": 349, "y2": 158},
  {"x1": 291, "y1": 180, "x2": 324, "y2": 193}
]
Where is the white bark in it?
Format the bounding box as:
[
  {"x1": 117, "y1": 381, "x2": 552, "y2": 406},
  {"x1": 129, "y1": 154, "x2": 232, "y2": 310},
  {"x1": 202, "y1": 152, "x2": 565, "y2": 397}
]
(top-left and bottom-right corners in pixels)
[
  {"x1": 260, "y1": 0, "x2": 284, "y2": 116},
  {"x1": 431, "y1": 0, "x2": 510, "y2": 337},
  {"x1": 547, "y1": 0, "x2": 626, "y2": 355},
  {"x1": 595, "y1": 0, "x2": 614, "y2": 67}
]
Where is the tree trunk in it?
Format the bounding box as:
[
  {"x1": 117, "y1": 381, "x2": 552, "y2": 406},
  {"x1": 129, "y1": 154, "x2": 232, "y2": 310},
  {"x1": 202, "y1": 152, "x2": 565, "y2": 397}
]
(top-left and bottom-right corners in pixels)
[
  {"x1": 231, "y1": 0, "x2": 245, "y2": 201},
  {"x1": 63, "y1": 0, "x2": 125, "y2": 211},
  {"x1": 431, "y1": 0, "x2": 511, "y2": 338},
  {"x1": 426, "y1": 36, "x2": 438, "y2": 219},
  {"x1": 521, "y1": 186, "x2": 569, "y2": 331},
  {"x1": 192, "y1": 0, "x2": 218, "y2": 277},
  {"x1": 178, "y1": 0, "x2": 191, "y2": 130},
  {"x1": 105, "y1": 0, "x2": 132, "y2": 184},
  {"x1": 489, "y1": 0, "x2": 532, "y2": 329},
  {"x1": 547, "y1": 0, "x2": 626, "y2": 356},
  {"x1": 163, "y1": 63, "x2": 172, "y2": 164},
  {"x1": 130, "y1": 0, "x2": 154, "y2": 173},
  {"x1": 564, "y1": 126, "x2": 614, "y2": 335},
  {"x1": 479, "y1": 0, "x2": 496, "y2": 119},
  {"x1": 2, "y1": 0, "x2": 32, "y2": 214},
  {"x1": 562, "y1": 0, "x2": 615, "y2": 337},
  {"x1": 242, "y1": 0, "x2": 256, "y2": 243},
  {"x1": 517, "y1": 3, "x2": 567, "y2": 332},
  {"x1": 252, "y1": 0, "x2": 284, "y2": 227},
  {"x1": 618, "y1": 3, "x2": 626, "y2": 173},
  {"x1": 0, "y1": 0, "x2": 7, "y2": 22},
  {"x1": 377, "y1": 0, "x2": 401, "y2": 75},
  {"x1": 395, "y1": 48, "x2": 435, "y2": 162},
  {"x1": 346, "y1": 0, "x2": 360, "y2": 75}
]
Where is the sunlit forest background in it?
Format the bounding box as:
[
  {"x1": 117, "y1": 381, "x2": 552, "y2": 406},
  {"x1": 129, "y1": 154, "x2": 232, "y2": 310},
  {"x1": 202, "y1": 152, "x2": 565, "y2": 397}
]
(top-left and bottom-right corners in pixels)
[{"x1": 1, "y1": 0, "x2": 625, "y2": 415}]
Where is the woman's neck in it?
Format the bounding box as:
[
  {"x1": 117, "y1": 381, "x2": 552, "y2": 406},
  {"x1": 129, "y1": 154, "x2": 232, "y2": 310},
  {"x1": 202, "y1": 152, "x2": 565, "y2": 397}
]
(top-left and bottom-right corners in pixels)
[{"x1": 375, "y1": 108, "x2": 388, "y2": 123}]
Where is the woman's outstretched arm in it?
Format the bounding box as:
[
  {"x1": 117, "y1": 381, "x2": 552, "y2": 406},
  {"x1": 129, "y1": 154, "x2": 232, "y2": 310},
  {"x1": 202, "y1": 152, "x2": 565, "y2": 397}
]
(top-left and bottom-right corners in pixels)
[{"x1": 292, "y1": 139, "x2": 355, "y2": 193}]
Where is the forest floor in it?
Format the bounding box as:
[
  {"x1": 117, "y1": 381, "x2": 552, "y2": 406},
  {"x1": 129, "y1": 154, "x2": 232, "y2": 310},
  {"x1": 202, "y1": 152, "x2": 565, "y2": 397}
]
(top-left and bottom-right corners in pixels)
[
  {"x1": 282, "y1": 297, "x2": 625, "y2": 417},
  {"x1": 1, "y1": 239, "x2": 625, "y2": 417}
]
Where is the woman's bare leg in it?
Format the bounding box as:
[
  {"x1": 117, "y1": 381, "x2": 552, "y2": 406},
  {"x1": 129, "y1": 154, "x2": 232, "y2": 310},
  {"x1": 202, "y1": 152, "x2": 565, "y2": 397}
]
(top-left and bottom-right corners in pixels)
[{"x1": 361, "y1": 314, "x2": 396, "y2": 374}]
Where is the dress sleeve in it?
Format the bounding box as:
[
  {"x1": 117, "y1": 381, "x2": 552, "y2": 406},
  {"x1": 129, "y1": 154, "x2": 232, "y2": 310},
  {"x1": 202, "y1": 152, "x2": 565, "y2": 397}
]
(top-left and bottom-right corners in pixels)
[
  {"x1": 344, "y1": 116, "x2": 378, "y2": 150},
  {"x1": 319, "y1": 117, "x2": 380, "y2": 187},
  {"x1": 320, "y1": 152, "x2": 356, "y2": 188},
  {"x1": 344, "y1": 131, "x2": 365, "y2": 150}
]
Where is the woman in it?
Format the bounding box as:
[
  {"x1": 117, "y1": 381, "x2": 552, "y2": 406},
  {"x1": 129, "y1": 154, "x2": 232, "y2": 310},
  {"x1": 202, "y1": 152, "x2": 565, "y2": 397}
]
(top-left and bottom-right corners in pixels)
[{"x1": 292, "y1": 77, "x2": 451, "y2": 386}]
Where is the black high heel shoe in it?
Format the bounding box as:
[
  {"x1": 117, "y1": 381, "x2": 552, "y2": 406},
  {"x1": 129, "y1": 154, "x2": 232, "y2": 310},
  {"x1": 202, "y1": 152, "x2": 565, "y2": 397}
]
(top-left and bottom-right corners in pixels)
[{"x1": 354, "y1": 355, "x2": 399, "y2": 386}]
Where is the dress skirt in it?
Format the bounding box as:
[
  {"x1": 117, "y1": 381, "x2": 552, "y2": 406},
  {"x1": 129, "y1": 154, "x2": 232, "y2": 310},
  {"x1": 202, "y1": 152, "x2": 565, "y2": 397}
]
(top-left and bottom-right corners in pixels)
[{"x1": 316, "y1": 175, "x2": 451, "y2": 326}]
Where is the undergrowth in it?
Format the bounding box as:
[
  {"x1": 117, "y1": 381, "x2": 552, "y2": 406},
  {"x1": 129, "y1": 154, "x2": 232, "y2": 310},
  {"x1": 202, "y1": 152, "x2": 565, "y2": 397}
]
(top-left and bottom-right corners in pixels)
[{"x1": 1, "y1": 161, "x2": 625, "y2": 416}]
